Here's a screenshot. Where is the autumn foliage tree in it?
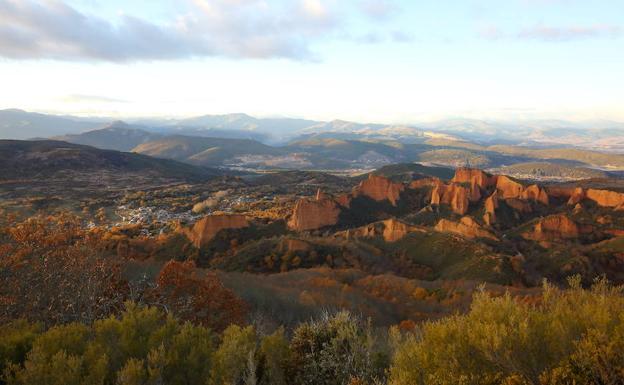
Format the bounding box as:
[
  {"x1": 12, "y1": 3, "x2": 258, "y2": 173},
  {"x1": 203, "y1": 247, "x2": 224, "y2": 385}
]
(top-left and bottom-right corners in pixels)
[
  {"x1": 0, "y1": 213, "x2": 127, "y2": 325},
  {"x1": 150, "y1": 260, "x2": 248, "y2": 332}
]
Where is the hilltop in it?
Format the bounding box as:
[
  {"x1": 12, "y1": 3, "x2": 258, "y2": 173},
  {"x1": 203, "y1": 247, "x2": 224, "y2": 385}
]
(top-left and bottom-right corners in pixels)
[{"x1": 0, "y1": 140, "x2": 221, "y2": 181}]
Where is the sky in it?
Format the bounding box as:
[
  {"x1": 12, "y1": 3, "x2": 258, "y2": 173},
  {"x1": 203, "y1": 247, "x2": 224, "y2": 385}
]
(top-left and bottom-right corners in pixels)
[{"x1": 0, "y1": 0, "x2": 622, "y2": 124}]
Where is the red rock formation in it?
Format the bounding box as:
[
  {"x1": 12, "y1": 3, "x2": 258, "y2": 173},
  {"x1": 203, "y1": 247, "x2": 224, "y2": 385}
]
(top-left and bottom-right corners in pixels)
[
  {"x1": 335, "y1": 194, "x2": 352, "y2": 208},
  {"x1": 467, "y1": 181, "x2": 482, "y2": 203},
  {"x1": 523, "y1": 214, "x2": 582, "y2": 241},
  {"x1": 409, "y1": 177, "x2": 442, "y2": 189},
  {"x1": 545, "y1": 186, "x2": 585, "y2": 205},
  {"x1": 568, "y1": 187, "x2": 585, "y2": 205},
  {"x1": 434, "y1": 216, "x2": 498, "y2": 240},
  {"x1": 496, "y1": 176, "x2": 525, "y2": 199},
  {"x1": 353, "y1": 174, "x2": 404, "y2": 206},
  {"x1": 521, "y1": 184, "x2": 549, "y2": 205},
  {"x1": 382, "y1": 218, "x2": 426, "y2": 242},
  {"x1": 430, "y1": 183, "x2": 470, "y2": 215},
  {"x1": 606, "y1": 229, "x2": 624, "y2": 237},
  {"x1": 449, "y1": 185, "x2": 470, "y2": 215},
  {"x1": 586, "y1": 189, "x2": 624, "y2": 210},
  {"x1": 288, "y1": 191, "x2": 342, "y2": 231},
  {"x1": 452, "y1": 168, "x2": 497, "y2": 189},
  {"x1": 495, "y1": 175, "x2": 549, "y2": 206},
  {"x1": 184, "y1": 214, "x2": 249, "y2": 248},
  {"x1": 483, "y1": 191, "x2": 499, "y2": 225},
  {"x1": 337, "y1": 218, "x2": 425, "y2": 242}
]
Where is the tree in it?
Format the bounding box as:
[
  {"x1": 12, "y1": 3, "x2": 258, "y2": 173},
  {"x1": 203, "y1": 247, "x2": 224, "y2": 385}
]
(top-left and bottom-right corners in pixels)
[
  {"x1": 289, "y1": 311, "x2": 386, "y2": 385},
  {"x1": 257, "y1": 328, "x2": 291, "y2": 385},
  {"x1": 151, "y1": 260, "x2": 247, "y2": 332},
  {"x1": 0, "y1": 320, "x2": 41, "y2": 379},
  {"x1": 0, "y1": 213, "x2": 127, "y2": 326},
  {"x1": 210, "y1": 325, "x2": 257, "y2": 385}
]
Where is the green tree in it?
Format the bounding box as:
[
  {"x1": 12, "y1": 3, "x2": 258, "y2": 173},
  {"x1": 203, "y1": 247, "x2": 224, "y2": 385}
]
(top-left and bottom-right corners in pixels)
[
  {"x1": 290, "y1": 311, "x2": 386, "y2": 385},
  {"x1": 116, "y1": 358, "x2": 147, "y2": 385},
  {"x1": 0, "y1": 320, "x2": 41, "y2": 378},
  {"x1": 210, "y1": 325, "x2": 257, "y2": 385},
  {"x1": 258, "y1": 328, "x2": 291, "y2": 385}
]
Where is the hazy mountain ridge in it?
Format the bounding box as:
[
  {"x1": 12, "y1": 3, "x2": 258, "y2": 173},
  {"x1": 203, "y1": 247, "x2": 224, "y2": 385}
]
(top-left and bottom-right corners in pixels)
[
  {"x1": 5, "y1": 108, "x2": 624, "y2": 150},
  {"x1": 3, "y1": 109, "x2": 624, "y2": 172},
  {"x1": 52, "y1": 121, "x2": 163, "y2": 151},
  {"x1": 0, "y1": 139, "x2": 221, "y2": 181}
]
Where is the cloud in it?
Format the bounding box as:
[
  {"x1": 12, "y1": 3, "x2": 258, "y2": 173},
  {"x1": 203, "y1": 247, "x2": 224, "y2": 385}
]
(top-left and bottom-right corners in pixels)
[
  {"x1": 518, "y1": 24, "x2": 622, "y2": 41},
  {"x1": 354, "y1": 30, "x2": 414, "y2": 44},
  {"x1": 62, "y1": 94, "x2": 129, "y2": 104},
  {"x1": 0, "y1": 0, "x2": 342, "y2": 62},
  {"x1": 479, "y1": 23, "x2": 623, "y2": 41},
  {"x1": 359, "y1": 0, "x2": 398, "y2": 20}
]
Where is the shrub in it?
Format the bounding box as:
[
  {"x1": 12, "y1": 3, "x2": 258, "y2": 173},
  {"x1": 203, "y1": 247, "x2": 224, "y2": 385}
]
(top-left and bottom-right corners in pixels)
[
  {"x1": 389, "y1": 277, "x2": 624, "y2": 385},
  {"x1": 290, "y1": 311, "x2": 387, "y2": 385}
]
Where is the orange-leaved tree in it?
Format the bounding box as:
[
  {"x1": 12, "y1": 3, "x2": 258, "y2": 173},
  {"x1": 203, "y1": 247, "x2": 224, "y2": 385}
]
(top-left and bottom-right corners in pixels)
[{"x1": 151, "y1": 260, "x2": 247, "y2": 332}]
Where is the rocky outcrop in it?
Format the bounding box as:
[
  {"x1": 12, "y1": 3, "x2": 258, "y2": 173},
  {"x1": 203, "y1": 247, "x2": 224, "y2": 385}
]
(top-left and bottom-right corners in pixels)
[
  {"x1": 431, "y1": 183, "x2": 470, "y2": 215},
  {"x1": 288, "y1": 190, "x2": 342, "y2": 231},
  {"x1": 335, "y1": 194, "x2": 352, "y2": 208},
  {"x1": 382, "y1": 218, "x2": 426, "y2": 242},
  {"x1": 496, "y1": 176, "x2": 525, "y2": 199},
  {"x1": 452, "y1": 168, "x2": 497, "y2": 189},
  {"x1": 586, "y1": 189, "x2": 624, "y2": 210},
  {"x1": 184, "y1": 214, "x2": 249, "y2": 248},
  {"x1": 495, "y1": 176, "x2": 549, "y2": 205},
  {"x1": 409, "y1": 177, "x2": 442, "y2": 189},
  {"x1": 521, "y1": 184, "x2": 549, "y2": 205},
  {"x1": 568, "y1": 188, "x2": 585, "y2": 205},
  {"x1": 354, "y1": 174, "x2": 404, "y2": 206},
  {"x1": 523, "y1": 214, "x2": 586, "y2": 241},
  {"x1": 483, "y1": 191, "x2": 499, "y2": 225},
  {"x1": 434, "y1": 216, "x2": 498, "y2": 240},
  {"x1": 337, "y1": 218, "x2": 425, "y2": 242},
  {"x1": 546, "y1": 187, "x2": 624, "y2": 208}
]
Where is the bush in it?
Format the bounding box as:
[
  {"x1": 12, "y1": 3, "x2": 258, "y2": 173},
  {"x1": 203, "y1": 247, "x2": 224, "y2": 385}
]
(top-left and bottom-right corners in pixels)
[
  {"x1": 3, "y1": 303, "x2": 215, "y2": 385},
  {"x1": 290, "y1": 311, "x2": 388, "y2": 385},
  {"x1": 389, "y1": 277, "x2": 624, "y2": 385}
]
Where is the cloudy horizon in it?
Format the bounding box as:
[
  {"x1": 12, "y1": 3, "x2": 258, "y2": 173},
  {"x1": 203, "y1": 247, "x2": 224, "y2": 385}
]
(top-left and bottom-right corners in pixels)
[{"x1": 0, "y1": 0, "x2": 622, "y2": 123}]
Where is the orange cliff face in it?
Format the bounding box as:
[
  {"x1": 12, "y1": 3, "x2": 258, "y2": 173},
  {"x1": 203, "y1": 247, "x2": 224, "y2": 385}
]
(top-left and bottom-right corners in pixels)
[
  {"x1": 452, "y1": 168, "x2": 497, "y2": 189},
  {"x1": 483, "y1": 191, "x2": 499, "y2": 225},
  {"x1": 521, "y1": 184, "x2": 550, "y2": 205},
  {"x1": 336, "y1": 218, "x2": 425, "y2": 242},
  {"x1": 353, "y1": 174, "x2": 404, "y2": 206},
  {"x1": 586, "y1": 189, "x2": 624, "y2": 210},
  {"x1": 426, "y1": 169, "x2": 487, "y2": 216},
  {"x1": 547, "y1": 187, "x2": 624, "y2": 209},
  {"x1": 430, "y1": 183, "x2": 470, "y2": 215},
  {"x1": 522, "y1": 214, "x2": 590, "y2": 242},
  {"x1": 288, "y1": 190, "x2": 342, "y2": 231},
  {"x1": 496, "y1": 175, "x2": 524, "y2": 199},
  {"x1": 183, "y1": 214, "x2": 249, "y2": 248},
  {"x1": 495, "y1": 175, "x2": 549, "y2": 206},
  {"x1": 434, "y1": 216, "x2": 498, "y2": 240}
]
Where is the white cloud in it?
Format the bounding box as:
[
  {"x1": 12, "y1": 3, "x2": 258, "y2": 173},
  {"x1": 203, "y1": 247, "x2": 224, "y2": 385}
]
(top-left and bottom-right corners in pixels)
[
  {"x1": 0, "y1": 0, "x2": 341, "y2": 61},
  {"x1": 518, "y1": 24, "x2": 622, "y2": 41},
  {"x1": 479, "y1": 23, "x2": 622, "y2": 41}
]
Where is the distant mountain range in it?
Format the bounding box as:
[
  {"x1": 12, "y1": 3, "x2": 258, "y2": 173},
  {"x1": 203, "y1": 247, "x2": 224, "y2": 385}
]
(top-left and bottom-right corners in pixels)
[
  {"x1": 3, "y1": 108, "x2": 622, "y2": 148},
  {"x1": 2, "y1": 109, "x2": 624, "y2": 174},
  {"x1": 52, "y1": 121, "x2": 162, "y2": 151}
]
